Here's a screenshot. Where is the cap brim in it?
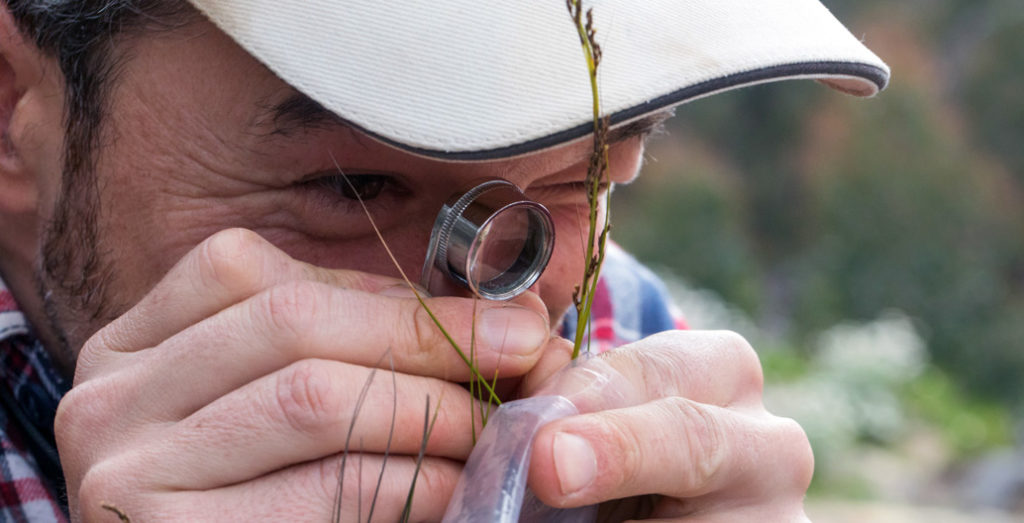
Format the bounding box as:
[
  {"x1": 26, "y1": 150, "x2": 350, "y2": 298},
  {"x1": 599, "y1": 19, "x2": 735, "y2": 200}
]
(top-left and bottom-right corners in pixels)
[{"x1": 188, "y1": 0, "x2": 890, "y2": 161}]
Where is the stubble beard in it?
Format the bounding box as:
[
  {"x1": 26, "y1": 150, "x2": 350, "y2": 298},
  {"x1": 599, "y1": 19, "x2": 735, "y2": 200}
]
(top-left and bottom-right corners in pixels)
[{"x1": 34, "y1": 163, "x2": 121, "y2": 372}]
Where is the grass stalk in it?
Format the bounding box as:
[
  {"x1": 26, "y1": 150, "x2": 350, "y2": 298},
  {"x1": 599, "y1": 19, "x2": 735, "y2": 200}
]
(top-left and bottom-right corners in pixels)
[
  {"x1": 333, "y1": 359, "x2": 381, "y2": 522},
  {"x1": 365, "y1": 352, "x2": 398, "y2": 522},
  {"x1": 399, "y1": 395, "x2": 443, "y2": 523}
]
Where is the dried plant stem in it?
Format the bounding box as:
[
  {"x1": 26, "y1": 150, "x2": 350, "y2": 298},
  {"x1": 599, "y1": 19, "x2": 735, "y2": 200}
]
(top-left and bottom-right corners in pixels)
[
  {"x1": 567, "y1": 0, "x2": 612, "y2": 360},
  {"x1": 366, "y1": 353, "x2": 398, "y2": 522},
  {"x1": 357, "y1": 442, "x2": 365, "y2": 521},
  {"x1": 333, "y1": 359, "x2": 381, "y2": 522},
  {"x1": 399, "y1": 395, "x2": 443, "y2": 523},
  {"x1": 101, "y1": 503, "x2": 132, "y2": 522}
]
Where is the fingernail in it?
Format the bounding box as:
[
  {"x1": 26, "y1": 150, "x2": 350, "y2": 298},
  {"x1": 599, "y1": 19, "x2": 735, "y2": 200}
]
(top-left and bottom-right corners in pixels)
[
  {"x1": 481, "y1": 306, "x2": 547, "y2": 355},
  {"x1": 554, "y1": 432, "x2": 597, "y2": 496}
]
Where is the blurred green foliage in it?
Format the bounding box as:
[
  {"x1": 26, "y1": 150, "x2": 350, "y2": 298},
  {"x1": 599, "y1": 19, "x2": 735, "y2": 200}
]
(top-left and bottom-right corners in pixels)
[
  {"x1": 612, "y1": 1, "x2": 1024, "y2": 411},
  {"x1": 906, "y1": 368, "x2": 1014, "y2": 456}
]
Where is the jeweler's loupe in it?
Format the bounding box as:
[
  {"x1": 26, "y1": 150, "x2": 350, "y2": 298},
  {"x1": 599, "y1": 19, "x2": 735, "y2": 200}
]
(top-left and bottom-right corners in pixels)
[{"x1": 421, "y1": 179, "x2": 555, "y2": 301}]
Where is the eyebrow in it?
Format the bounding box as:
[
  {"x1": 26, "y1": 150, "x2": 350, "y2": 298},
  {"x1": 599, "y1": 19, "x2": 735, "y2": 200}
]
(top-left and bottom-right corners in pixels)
[
  {"x1": 264, "y1": 91, "x2": 673, "y2": 144},
  {"x1": 264, "y1": 93, "x2": 346, "y2": 136}
]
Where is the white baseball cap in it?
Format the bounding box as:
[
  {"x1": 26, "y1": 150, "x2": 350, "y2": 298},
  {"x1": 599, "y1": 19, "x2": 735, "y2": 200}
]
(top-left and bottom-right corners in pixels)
[{"x1": 187, "y1": 0, "x2": 889, "y2": 160}]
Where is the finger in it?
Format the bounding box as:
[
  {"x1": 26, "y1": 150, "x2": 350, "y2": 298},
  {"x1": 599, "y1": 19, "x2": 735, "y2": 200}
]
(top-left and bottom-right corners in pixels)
[
  {"x1": 203, "y1": 455, "x2": 462, "y2": 522},
  {"x1": 129, "y1": 359, "x2": 479, "y2": 490},
  {"x1": 517, "y1": 336, "x2": 574, "y2": 396},
  {"x1": 523, "y1": 330, "x2": 765, "y2": 411},
  {"x1": 77, "y1": 454, "x2": 461, "y2": 522},
  {"x1": 76, "y1": 229, "x2": 407, "y2": 381},
  {"x1": 528, "y1": 398, "x2": 814, "y2": 508},
  {"x1": 114, "y1": 282, "x2": 548, "y2": 421}
]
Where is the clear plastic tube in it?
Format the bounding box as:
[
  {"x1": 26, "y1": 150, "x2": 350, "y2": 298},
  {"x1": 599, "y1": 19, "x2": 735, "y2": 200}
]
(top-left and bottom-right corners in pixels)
[
  {"x1": 441, "y1": 395, "x2": 596, "y2": 522},
  {"x1": 443, "y1": 353, "x2": 642, "y2": 522}
]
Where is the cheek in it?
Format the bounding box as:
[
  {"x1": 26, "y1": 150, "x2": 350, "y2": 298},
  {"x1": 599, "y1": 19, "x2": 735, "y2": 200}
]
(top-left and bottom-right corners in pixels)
[{"x1": 534, "y1": 204, "x2": 596, "y2": 328}]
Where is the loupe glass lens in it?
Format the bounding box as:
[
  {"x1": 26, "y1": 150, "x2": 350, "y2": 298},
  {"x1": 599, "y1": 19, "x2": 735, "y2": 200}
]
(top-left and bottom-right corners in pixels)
[
  {"x1": 421, "y1": 180, "x2": 554, "y2": 300},
  {"x1": 467, "y1": 205, "x2": 548, "y2": 297},
  {"x1": 470, "y1": 211, "x2": 529, "y2": 283}
]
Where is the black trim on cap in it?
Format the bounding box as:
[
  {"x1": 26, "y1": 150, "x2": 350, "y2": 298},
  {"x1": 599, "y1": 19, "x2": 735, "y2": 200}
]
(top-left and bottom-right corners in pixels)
[{"x1": 358, "y1": 61, "x2": 889, "y2": 162}]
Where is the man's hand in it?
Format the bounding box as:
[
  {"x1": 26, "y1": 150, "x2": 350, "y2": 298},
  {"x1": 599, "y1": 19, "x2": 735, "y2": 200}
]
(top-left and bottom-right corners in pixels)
[
  {"x1": 55, "y1": 228, "x2": 552, "y2": 521},
  {"x1": 524, "y1": 331, "x2": 814, "y2": 521}
]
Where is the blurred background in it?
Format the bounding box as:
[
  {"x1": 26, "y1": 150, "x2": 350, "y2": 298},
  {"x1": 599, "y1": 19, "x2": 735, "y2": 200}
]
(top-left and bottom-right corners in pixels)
[{"x1": 611, "y1": 0, "x2": 1024, "y2": 520}]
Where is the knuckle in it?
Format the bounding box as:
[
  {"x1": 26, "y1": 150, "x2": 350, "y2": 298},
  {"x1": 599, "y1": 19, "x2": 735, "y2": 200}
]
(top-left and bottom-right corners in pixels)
[
  {"x1": 195, "y1": 228, "x2": 273, "y2": 292},
  {"x1": 775, "y1": 416, "x2": 815, "y2": 492},
  {"x1": 272, "y1": 360, "x2": 343, "y2": 434},
  {"x1": 716, "y1": 330, "x2": 765, "y2": 396},
  {"x1": 601, "y1": 417, "x2": 647, "y2": 488},
  {"x1": 666, "y1": 397, "x2": 727, "y2": 494},
  {"x1": 258, "y1": 281, "x2": 323, "y2": 343},
  {"x1": 74, "y1": 332, "x2": 111, "y2": 383},
  {"x1": 77, "y1": 329, "x2": 107, "y2": 360},
  {"x1": 409, "y1": 458, "x2": 458, "y2": 502},
  {"x1": 407, "y1": 299, "x2": 448, "y2": 361},
  {"x1": 76, "y1": 459, "x2": 129, "y2": 520},
  {"x1": 313, "y1": 455, "x2": 370, "y2": 510},
  {"x1": 76, "y1": 461, "x2": 113, "y2": 502},
  {"x1": 53, "y1": 389, "x2": 84, "y2": 444},
  {"x1": 717, "y1": 330, "x2": 757, "y2": 361},
  {"x1": 314, "y1": 457, "x2": 345, "y2": 502},
  {"x1": 54, "y1": 381, "x2": 114, "y2": 453}
]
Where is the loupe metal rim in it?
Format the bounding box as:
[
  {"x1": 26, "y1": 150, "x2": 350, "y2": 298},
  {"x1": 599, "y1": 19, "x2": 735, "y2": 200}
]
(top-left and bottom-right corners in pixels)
[
  {"x1": 421, "y1": 180, "x2": 508, "y2": 295},
  {"x1": 420, "y1": 179, "x2": 555, "y2": 301}
]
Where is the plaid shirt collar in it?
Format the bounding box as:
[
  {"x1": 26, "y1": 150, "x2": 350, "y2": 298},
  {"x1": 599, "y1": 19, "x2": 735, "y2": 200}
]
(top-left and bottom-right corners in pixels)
[
  {"x1": 559, "y1": 242, "x2": 686, "y2": 352},
  {"x1": 0, "y1": 276, "x2": 70, "y2": 522}
]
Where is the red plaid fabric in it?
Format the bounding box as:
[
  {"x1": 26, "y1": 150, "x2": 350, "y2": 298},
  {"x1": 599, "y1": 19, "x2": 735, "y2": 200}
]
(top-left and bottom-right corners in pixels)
[
  {"x1": 0, "y1": 279, "x2": 69, "y2": 523},
  {"x1": 560, "y1": 243, "x2": 687, "y2": 352}
]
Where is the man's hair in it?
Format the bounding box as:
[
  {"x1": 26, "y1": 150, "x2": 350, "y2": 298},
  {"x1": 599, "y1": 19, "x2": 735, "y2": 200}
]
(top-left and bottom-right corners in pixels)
[{"x1": 5, "y1": 0, "x2": 192, "y2": 176}]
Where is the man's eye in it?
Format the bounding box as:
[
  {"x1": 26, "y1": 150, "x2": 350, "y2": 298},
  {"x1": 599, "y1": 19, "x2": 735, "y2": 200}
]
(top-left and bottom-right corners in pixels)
[{"x1": 318, "y1": 174, "x2": 389, "y2": 200}]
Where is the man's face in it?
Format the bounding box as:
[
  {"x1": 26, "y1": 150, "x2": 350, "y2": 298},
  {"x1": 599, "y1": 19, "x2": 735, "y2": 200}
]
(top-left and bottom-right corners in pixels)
[{"x1": 28, "y1": 19, "x2": 645, "y2": 365}]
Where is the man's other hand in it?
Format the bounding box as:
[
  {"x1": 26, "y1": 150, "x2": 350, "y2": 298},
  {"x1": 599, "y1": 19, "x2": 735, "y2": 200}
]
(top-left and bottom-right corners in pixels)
[{"x1": 525, "y1": 330, "x2": 814, "y2": 522}]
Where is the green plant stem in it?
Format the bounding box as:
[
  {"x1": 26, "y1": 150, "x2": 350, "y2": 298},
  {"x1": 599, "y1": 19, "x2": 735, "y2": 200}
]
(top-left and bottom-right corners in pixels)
[
  {"x1": 568, "y1": 0, "x2": 612, "y2": 360},
  {"x1": 415, "y1": 298, "x2": 501, "y2": 405}
]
